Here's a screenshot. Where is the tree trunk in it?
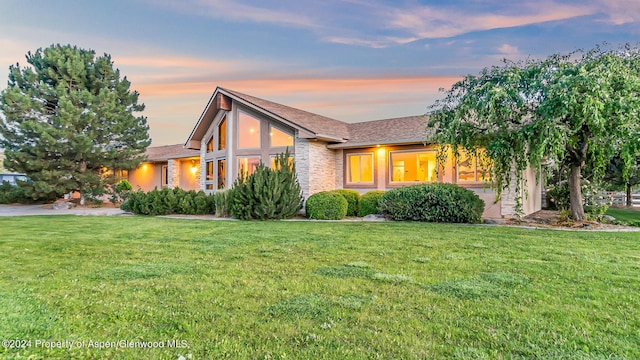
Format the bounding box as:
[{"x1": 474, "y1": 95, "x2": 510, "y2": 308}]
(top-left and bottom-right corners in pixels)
[
  {"x1": 626, "y1": 182, "x2": 632, "y2": 207},
  {"x1": 568, "y1": 164, "x2": 586, "y2": 221}
]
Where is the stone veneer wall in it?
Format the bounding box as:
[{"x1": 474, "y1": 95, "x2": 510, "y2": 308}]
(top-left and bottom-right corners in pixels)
[
  {"x1": 168, "y1": 159, "x2": 181, "y2": 188},
  {"x1": 499, "y1": 165, "x2": 542, "y2": 217},
  {"x1": 334, "y1": 149, "x2": 344, "y2": 190},
  {"x1": 294, "y1": 138, "x2": 337, "y2": 198}
]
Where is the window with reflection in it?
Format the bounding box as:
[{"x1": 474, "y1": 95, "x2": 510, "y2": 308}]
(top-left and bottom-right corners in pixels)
[
  {"x1": 218, "y1": 116, "x2": 227, "y2": 150},
  {"x1": 206, "y1": 161, "x2": 214, "y2": 181},
  {"x1": 206, "y1": 137, "x2": 214, "y2": 153},
  {"x1": 347, "y1": 154, "x2": 374, "y2": 184},
  {"x1": 456, "y1": 150, "x2": 490, "y2": 182},
  {"x1": 390, "y1": 151, "x2": 437, "y2": 183},
  {"x1": 270, "y1": 125, "x2": 293, "y2": 147},
  {"x1": 217, "y1": 159, "x2": 226, "y2": 189},
  {"x1": 238, "y1": 111, "x2": 261, "y2": 149},
  {"x1": 270, "y1": 155, "x2": 294, "y2": 170},
  {"x1": 238, "y1": 156, "x2": 261, "y2": 176}
]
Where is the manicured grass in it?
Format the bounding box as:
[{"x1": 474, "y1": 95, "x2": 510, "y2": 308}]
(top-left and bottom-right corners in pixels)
[
  {"x1": 606, "y1": 207, "x2": 640, "y2": 225},
  {"x1": 0, "y1": 216, "x2": 639, "y2": 359}
]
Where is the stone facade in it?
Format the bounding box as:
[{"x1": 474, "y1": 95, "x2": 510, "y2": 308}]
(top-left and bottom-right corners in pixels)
[{"x1": 168, "y1": 159, "x2": 180, "y2": 188}]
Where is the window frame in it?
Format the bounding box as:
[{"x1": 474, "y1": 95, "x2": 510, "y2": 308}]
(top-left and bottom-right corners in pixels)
[
  {"x1": 269, "y1": 124, "x2": 294, "y2": 148},
  {"x1": 388, "y1": 149, "x2": 438, "y2": 184},
  {"x1": 161, "y1": 165, "x2": 168, "y2": 187},
  {"x1": 237, "y1": 110, "x2": 262, "y2": 150},
  {"x1": 237, "y1": 155, "x2": 261, "y2": 177},
  {"x1": 345, "y1": 152, "x2": 376, "y2": 186}
]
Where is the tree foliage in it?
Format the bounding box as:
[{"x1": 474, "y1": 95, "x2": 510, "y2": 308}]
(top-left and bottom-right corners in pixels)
[
  {"x1": 428, "y1": 44, "x2": 640, "y2": 220},
  {"x1": 0, "y1": 44, "x2": 151, "y2": 200},
  {"x1": 229, "y1": 150, "x2": 303, "y2": 220}
]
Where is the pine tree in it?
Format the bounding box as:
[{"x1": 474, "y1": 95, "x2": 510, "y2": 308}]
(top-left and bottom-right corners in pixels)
[
  {"x1": 229, "y1": 149, "x2": 303, "y2": 220},
  {"x1": 0, "y1": 44, "x2": 151, "y2": 200}
]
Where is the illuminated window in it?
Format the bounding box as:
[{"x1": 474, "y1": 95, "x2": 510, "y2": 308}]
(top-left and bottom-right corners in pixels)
[
  {"x1": 457, "y1": 150, "x2": 490, "y2": 182},
  {"x1": 115, "y1": 169, "x2": 128, "y2": 179},
  {"x1": 206, "y1": 161, "x2": 213, "y2": 181},
  {"x1": 161, "y1": 165, "x2": 168, "y2": 186},
  {"x1": 270, "y1": 155, "x2": 294, "y2": 170},
  {"x1": 238, "y1": 156, "x2": 261, "y2": 176},
  {"x1": 238, "y1": 111, "x2": 261, "y2": 149},
  {"x1": 390, "y1": 151, "x2": 437, "y2": 183},
  {"x1": 347, "y1": 154, "x2": 374, "y2": 184},
  {"x1": 270, "y1": 125, "x2": 293, "y2": 147},
  {"x1": 217, "y1": 159, "x2": 226, "y2": 189},
  {"x1": 206, "y1": 137, "x2": 214, "y2": 153},
  {"x1": 218, "y1": 116, "x2": 227, "y2": 150}
]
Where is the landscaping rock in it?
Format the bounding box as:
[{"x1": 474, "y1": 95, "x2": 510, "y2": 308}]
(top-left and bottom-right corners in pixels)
[
  {"x1": 483, "y1": 218, "x2": 507, "y2": 225},
  {"x1": 52, "y1": 200, "x2": 76, "y2": 210},
  {"x1": 362, "y1": 214, "x2": 386, "y2": 222},
  {"x1": 602, "y1": 215, "x2": 616, "y2": 222}
]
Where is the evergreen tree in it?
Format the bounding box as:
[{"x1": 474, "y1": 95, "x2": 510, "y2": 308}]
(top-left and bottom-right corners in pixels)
[
  {"x1": 0, "y1": 44, "x2": 151, "y2": 200},
  {"x1": 230, "y1": 149, "x2": 303, "y2": 220}
]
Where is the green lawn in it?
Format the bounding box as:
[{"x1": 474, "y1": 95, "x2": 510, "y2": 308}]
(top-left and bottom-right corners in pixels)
[
  {"x1": 606, "y1": 207, "x2": 640, "y2": 225},
  {"x1": 0, "y1": 217, "x2": 638, "y2": 359}
]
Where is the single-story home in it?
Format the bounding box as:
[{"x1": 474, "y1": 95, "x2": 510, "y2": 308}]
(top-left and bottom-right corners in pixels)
[
  {"x1": 130, "y1": 87, "x2": 542, "y2": 218},
  {"x1": 127, "y1": 144, "x2": 200, "y2": 192}
]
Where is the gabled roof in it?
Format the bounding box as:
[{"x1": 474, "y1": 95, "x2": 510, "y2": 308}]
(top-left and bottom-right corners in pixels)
[
  {"x1": 185, "y1": 87, "x2": 349, "y2": 149},
  {"x1": 185, "y1": 86, "x2": 430, "y2": 150},
  {"x1": 221, "y1": 88, "x2": 350, "y2": 142},
  {"x1": 144, "y1": 144, "x2": 200, "y2": 162}
]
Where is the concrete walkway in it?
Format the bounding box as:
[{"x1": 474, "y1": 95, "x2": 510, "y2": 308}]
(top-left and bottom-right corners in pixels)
[{"x1": 0, "y1": 204, "x2": 125, "y2": 217}]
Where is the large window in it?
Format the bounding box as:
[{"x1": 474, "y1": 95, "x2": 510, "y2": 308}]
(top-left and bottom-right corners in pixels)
[
  {"x1": 206, "y1": 137, "x2": 214, "y2": 153},
  {"x1": 390, "y1": 150, "x2": 437, "y2": 183},
  {"x1": 161, "y1": 165, "x2": 168, "y2": 186},
  {"x1": 218, "y1": 116, "x2": 227, "y2": 150},
  {"x1": 217, "y1": 159, "x2": 226, "y2": 189},
  {"x1": 347, "y1": 153, "x2": 374, "y2": 184},
  {"x1": 270, "y1": 125, "x2": 293, "y2": 147},
  {"x1": 206, "y1": 161, "x2": 214, "y2": 181},
  {"x1": 238, "y1": 156, "x2": 260, "y2": 176},
  {"x1": 270, "y1": 155, "x2": 294, "y2": 170},
  {"x1": 238, "y1": 111, "x2": 261, "y2": 149},
  {"x1": 457, "y1": 151, "x2": 489, "y2": 182}
]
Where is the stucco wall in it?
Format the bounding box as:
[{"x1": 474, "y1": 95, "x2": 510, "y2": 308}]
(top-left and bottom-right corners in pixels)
[
  {"x1": 128, "y1": 162, "x2": 163, "y2": 192},
  {"x1": 179, "y1": 160, "x2": 200, "y2": 191}
]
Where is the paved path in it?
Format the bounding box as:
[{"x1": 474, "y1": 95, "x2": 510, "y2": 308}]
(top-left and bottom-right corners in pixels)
[{"x1": 0, "y1": 204, "x2": 125, "y2": 217}]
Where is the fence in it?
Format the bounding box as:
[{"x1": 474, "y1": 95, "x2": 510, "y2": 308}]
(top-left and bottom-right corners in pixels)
[{"x1": 607, "y1": 192, "x2": 640, "y2": 207}]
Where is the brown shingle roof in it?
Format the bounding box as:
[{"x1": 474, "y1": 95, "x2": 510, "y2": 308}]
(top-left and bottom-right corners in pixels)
[
  {"x1": 144, "y1": 144, "x2": 200, "y2": 162},
  {"x1": 220, "y1": 88, "x2": 350, "y2": 141},
  {"x1": 327, "y1": 115, "x2": 431, "y2": 149}
]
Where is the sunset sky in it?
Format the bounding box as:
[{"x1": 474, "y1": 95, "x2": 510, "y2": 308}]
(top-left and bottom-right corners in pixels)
[{"x1": 1, "y1": 0, "x2": 640, "y2": 145}]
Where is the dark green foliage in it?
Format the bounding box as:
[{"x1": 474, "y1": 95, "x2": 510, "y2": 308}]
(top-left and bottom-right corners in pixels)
[
  {"x1": 357, "y1": 190, "x2": 386, "y2": 217},
  {"x1": 120, "y1": 188, "x2": 214, "y2": 216},
  {"x1": 330, "y1": 189, "x2": 360, "y2": 216},
  {"x1": 229, "y1": 150, "x2": 303, "y2": 220},
  {"x1": 213, "y1": 189, "x2": 231, "y2": 217},
  {"x1": 0, "y1": 181, "x2": 33, "y2": 204},
  {"x1": 0, "y1": 44, "x2": 150, "y2": 200},
  {"x1": 108, "y1": 179, "x2": 133, "y2": 204},
  {"x1": 379, "y1": 183, "x2": 484, "y2": 223},
  {"x1": 305, "y1": 191, "x2": 348, "y2": 220},
  {"x1": 428, "y1": 44, "x2": 640, "y2": 220}
]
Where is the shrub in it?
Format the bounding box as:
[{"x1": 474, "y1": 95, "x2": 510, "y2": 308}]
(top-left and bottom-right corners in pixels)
[
  {"x1": 108, "y1": 179, "x2": 133, "y2": 204},
  {"x1": 120, "y1": 187, "x2": 214, "y2": 216},
  {"x1": 214, "y1": 189, "x2": 231, "y2": 217},
  {"x1": 379, "y1": 183, "x2": 485, "y2": 223},
  {"x1": 0, "y1": 181, "x2": 31, "y2": 204},
  {"x1": 358, "y1": 190, "x2": 386, "y2": 217},
  {"x1": 229, "y1": 150, "x2": 303, "y2": 220},
  {"x1": 306, "y1": 191, "x2": 348, "y2": 220},
  {"x1": 330, "y1": 189, "x2": 360, "y2": 216}
]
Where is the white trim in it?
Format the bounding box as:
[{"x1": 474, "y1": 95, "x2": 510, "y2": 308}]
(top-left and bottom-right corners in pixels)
[{"x1": 345, "y1": 152, "x2": 375, "y2": 185}]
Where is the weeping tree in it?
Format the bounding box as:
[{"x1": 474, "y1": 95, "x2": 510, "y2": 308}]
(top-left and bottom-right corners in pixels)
[
  {"x1": 428, "y1": 44, "x2": 640, "y2": 221},
  {"x1": 0, "y1": 44, "x2": 150, "y2": 200}
]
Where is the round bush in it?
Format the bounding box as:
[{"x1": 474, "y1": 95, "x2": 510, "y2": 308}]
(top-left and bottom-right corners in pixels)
[
  {"x1": 358, "y1": 190, "x2": 386, "y2": 217},
  {"x1": 330, "y1": 189, "x2": 361, "y2": 216},
  {"x1": 379, "y1": 183, "x2": 485, "y2": 223},
  {"x1": 306, "y1": 191, "x2": 348, "y2": 220}
]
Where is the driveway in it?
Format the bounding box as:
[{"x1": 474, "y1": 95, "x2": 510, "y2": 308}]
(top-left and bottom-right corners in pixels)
[{"x1": 0, "y1": 204, "x2": 125, "y2": 217}]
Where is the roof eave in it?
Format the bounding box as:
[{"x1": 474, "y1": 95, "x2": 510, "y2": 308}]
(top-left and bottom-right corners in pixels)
[{"x1": 326, "y1": 138, "x2": 426, "y2": 149}]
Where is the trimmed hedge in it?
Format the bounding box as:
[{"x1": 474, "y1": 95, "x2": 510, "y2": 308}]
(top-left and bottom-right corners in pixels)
[
  {"x1": 358, "y1": 190, "x2": 386, "y2": 217},
  {"x1": 379, "y1": 183, "x2": 485, "y2": 223},
  {"x1": 330, "y1": 189, "x2": 360, "y2": 216},
  {"x1": 120, "y1": 187, "x2": 215, "y2": 216},
  {"x1": 306, "y1": 191, "x2": 348, "y2": 220}
]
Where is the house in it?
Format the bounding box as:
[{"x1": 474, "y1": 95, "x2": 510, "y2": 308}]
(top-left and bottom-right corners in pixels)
[
  {"x1": 127, "y1": 144, "x2": 200, "y2": 192},
  {"x1": 132, "y1": 86, "x2": 542, "y2": 217}
]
